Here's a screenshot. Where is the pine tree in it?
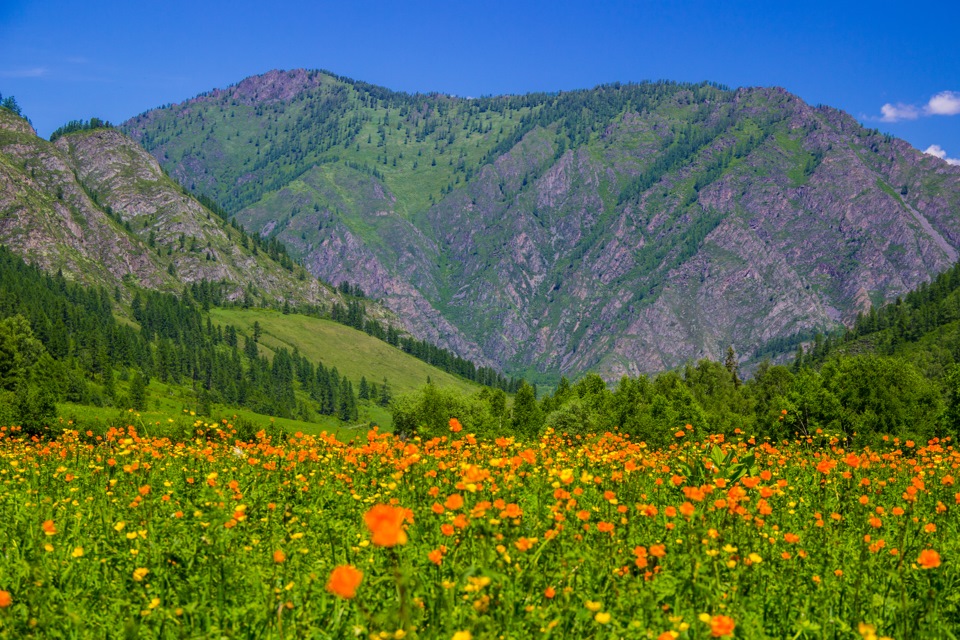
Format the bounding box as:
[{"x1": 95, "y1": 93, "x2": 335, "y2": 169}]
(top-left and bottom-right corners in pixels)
[
  {"x1": 511, "y1": 381, "x2": 543, "y2": 437},
  {"x1": 129, "y1": 370, "x2": 148, "y2": 411},
  {"x1": 379, "y1": 378, "x2": 392, "y2": 407},
  {"x1": 724, "y1": 346, "x2": 741, "y2": 389}
]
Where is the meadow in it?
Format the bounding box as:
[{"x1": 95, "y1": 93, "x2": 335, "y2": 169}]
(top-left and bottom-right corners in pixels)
[{"x1": 0, "y1": 420, "x2": 957, "y2": 638}]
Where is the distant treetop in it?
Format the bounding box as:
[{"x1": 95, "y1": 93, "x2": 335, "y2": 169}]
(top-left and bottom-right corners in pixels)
[
  {"x1": 49, "y1": 117, "x2": 114, "y2": 142},
  {"x1": 0, "y1": 92, "x2": 29, "y2": 121}
]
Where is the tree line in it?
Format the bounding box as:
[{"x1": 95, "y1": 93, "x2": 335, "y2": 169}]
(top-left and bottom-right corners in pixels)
[{"x1": 0, "y1": 247, "x2": 380, "y2": 432}]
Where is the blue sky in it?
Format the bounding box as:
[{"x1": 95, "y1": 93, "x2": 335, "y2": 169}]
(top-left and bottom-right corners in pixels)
[{"x1": 2, "y1": 0, "x2": 959, "y2": 163}]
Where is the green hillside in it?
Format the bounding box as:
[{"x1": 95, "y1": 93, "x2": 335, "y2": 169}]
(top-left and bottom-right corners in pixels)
[
  {"x1": 208, "y1": 307, "x2": 479, "y2": 396},
  {"x1": 124, "y1": 69, "x2": 960, "y2": 380}
]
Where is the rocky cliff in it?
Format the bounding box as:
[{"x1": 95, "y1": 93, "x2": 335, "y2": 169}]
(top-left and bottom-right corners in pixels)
[{"x1": 0, "y1": 107, "x2": 344, "y2": 310}]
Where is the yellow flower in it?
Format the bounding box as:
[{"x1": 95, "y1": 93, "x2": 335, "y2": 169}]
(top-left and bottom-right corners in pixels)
[
  {"x1": 71, "y1": 547, "x2": 84, "y2": 558},
  {"x1": 586, "y1": 600, "x2": 602, "y2": 612},
  {"x1": 452, "y1": 633, "x2": 472, "y2": 640},
  {"x1": 595, "y1": 612, "x2": 612, "y2": 624},
  {"x1": 748, "y1": 553, "x2": 763, "y2": 564},
  {"x1": 133, "y1": 567, "x2": 149, "y2": 582}
]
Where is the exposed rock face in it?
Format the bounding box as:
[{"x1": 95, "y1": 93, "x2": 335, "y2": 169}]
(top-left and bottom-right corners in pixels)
[
  {"x1": 0, "y1": 108, "x2": 347, "y2": 312},
  {"x1": 123, "y1": 73, "x2": 960, "y2": 379}
]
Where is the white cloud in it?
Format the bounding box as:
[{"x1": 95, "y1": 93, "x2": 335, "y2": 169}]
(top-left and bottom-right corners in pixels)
[
  {"x1": 0, "y1": 67, "x2": 47, "y2": 78},
  {"x1": 873, "y1": 90, "x2": 960, "y2": 122},
  {"x1": 926, "y1": 91, "x2": 960, "y2": 116},
  {"x1": 880, "y1": 102, "x2": 920, "y2": 122},
  {"x1": 924, "y1": 144, "x2": 960, "y2": 166}
]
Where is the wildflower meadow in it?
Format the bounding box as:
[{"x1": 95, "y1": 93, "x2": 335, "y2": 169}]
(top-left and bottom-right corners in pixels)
[{"x1": 0, "y1": 419, "x2": 958, "y2": 638}]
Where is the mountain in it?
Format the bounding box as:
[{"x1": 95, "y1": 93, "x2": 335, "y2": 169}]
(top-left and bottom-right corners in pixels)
[
  {"x1": 0, "y1": 106, "x2": 339, "y2": 310},
  {"x1": 122, "y1": 69, "x2": 960, "y2": 380}
]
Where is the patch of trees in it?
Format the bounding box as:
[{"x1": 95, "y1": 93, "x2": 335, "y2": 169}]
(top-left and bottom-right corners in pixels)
[
  {"x1": 0, "y1": 92, "x2": 27, "y2": 120},
  {"x1": 0, "y1": 247, "x2": 370, "y2": 432},
  {"x1": 394, "y1": 350, "x2": 953, "y2": 446},
  {"x1": 49, "y1": 117, "x2": 114, "y2": 142},
  {"x1": 329, "y1": 296, "x2": 521, "y2": 393}
]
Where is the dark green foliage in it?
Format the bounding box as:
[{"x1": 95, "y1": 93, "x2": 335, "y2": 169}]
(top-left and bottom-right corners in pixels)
[
  {"x1": 0, "y1": 245, "x2": 365, "y2": 427},
  {"x1": 510, "y1": 381, "x2": 543, "y2": 437},
  {"x1": 820, "y1": 356, "x2": 942, "y2": 438},
  {"x1": 128, "y1": 370, "x2": 148, "y2": 411},
  {"x1": 49, "y1": 117, "x2": 114, "y2": 142},
  {"x1": 0, "y1": 92, "x2": 28, "y2": 121},
  {"x1": 395, "y1": 346, "x2": 953, "y2": 444},
  {"x1": 391, "y1": 383, "x2": 509, "y2": 439}
]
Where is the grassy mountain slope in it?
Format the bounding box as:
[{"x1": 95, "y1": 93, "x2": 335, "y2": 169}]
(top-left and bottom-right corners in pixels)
[
  {"x1": 208, "y1": 307, "x2": 479, "y2": 396},
  {"x1": 124, "y1": 70, "x2": 960, "y2": 380},
  {"x1": 804, "y1": 260, "x2": 960, "y2": 382}
]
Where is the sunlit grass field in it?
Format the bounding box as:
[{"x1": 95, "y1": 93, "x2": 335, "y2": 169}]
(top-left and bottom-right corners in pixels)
[{"x1": 0, "y1": 422, "x2": 957, "y2": 638}]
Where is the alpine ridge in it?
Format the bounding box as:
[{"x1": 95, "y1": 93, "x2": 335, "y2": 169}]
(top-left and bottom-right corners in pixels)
[{"x1": 119, "y1": 69, "x2": 960, "y2": 380}]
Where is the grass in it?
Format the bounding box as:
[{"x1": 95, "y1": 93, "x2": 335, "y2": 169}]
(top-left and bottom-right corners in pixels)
[
  {"x1": 57, "y1": 367, "x2": 393, "y2": 440},
  {"x1": 208, "y1": 308, "x2": 479, "y2": 398}
]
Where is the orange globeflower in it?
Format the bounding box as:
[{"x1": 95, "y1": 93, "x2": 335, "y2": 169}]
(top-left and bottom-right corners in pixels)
[
  {"x1": 273, "y1": 550, "x2": 286, "y2": 564},
  {"x1": 364, "y1": 504, "x2": 408, "y2": 547},
  {"x1": 326, "y1": 565, "x2": 363, "y2": 599},
  {"x1": 449, "y1": 418, "x2": 463, "y2": 433},
  {"x1": 42, "y1": 520, "x2": 56, "y2": 536},
  {"x1": 710, "y1": 615, "x2": 736, "y2": 637},
  {"x1": 917, "y1": 549, "x2": 941, "y2": 569},
  {"x1": 0, "y1": 590, "x2": 11, "y2": 608}
]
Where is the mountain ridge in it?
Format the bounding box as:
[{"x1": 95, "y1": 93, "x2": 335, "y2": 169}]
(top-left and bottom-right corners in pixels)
[{"x1": 120, "y1": 70, "x2": 960, "y2": 380}]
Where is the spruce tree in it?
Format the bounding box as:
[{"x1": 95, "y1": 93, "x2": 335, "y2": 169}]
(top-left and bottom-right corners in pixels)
[{"x1": 129, "y1": 370, "x2": 148, "y2": 411}]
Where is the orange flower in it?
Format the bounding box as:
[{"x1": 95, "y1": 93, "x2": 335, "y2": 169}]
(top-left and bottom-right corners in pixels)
[
  {"x1": 449, "y1": 418, "x2": 463, "y2": 433},
  {"x1": 428, "y1": 548, "x2": 444, "y2": 565},
  {"x1": 0, "y1": 590, "x2": 10, "y2": 608},
  {"x1": 917, "y1": 549, "x2": 941, "y2": 569},
  {"x1": 544, "y1": 587, "x2": 556, "y2": 599},
  {"x1": 816, "y1": 459, "x2": 836, "y2": 474},
  {"x1": 364, "y1": 504, "x2": 408, "y2": 547},
  {"x1": 273, "y1": 550, "x2": 286, "y2": 564},
  {"x1": 444, "y1": 494, "x2": 464, "y2": 510},
  {"x1": 326, "y1": 565, "x2": 363, "y2": 599},
  {"x1": 500, "y1": 503, "x2": 523, "y2": 519},
  {"x1": 514, "y1": 537, "x2": 535, "y2": 551},
  {"x1": 710, "y1": 614, "x2": 736, "y2": 637},
  {"x1": 42, "y1": 520, "x2": 56, "y2": 536}
]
